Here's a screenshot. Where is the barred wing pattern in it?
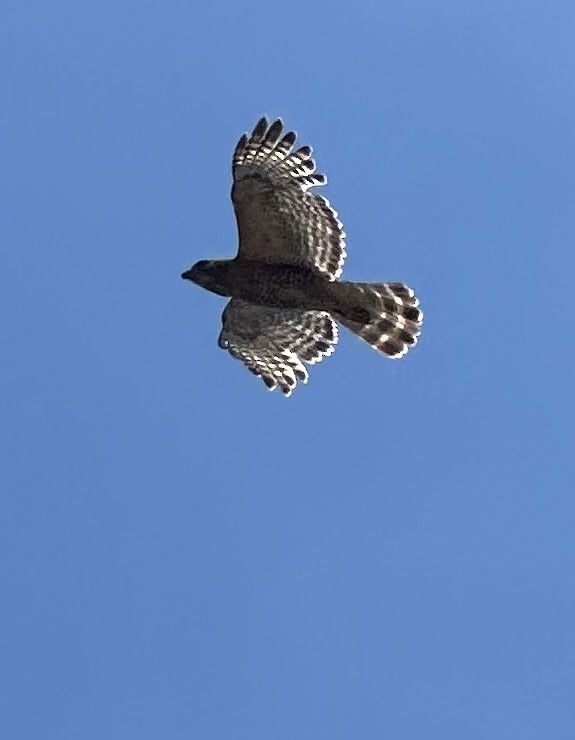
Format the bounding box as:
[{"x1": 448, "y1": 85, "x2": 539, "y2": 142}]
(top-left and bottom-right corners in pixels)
[
  {"x1": 218, "y1": 299, "x2": 338, "y2": 396},
  {"x1": 232, "y1": 117, "x2": 346, "y2": 280}
]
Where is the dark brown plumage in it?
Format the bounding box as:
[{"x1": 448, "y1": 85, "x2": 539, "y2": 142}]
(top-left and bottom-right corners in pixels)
[{"x1": 181, "y1": 117, "x2": 423, "y2": 396}]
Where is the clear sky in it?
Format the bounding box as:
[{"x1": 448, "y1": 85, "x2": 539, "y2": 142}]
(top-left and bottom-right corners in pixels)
[{"x1": 2, "y1": 1, "x2": 574, "y2": 738}]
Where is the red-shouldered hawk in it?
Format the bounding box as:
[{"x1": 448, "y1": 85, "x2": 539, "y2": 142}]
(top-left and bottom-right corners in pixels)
[{"x1": 181, "y1": 117, "x2": 423, "y2": 396}]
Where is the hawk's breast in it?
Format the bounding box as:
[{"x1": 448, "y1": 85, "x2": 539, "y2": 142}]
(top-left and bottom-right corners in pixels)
[{"x1": 229, "y1": 260, "x2": 329, "y2": 310}]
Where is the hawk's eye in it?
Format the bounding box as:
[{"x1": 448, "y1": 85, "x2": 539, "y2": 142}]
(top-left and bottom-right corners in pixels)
[{"x1": 198, "y1": 260, "x2": 217, "y2": 273}]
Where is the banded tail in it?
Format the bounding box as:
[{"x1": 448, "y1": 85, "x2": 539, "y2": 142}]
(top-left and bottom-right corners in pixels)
[{"x1": 333, "y1": 281, "x2": 423, "y2": 358}]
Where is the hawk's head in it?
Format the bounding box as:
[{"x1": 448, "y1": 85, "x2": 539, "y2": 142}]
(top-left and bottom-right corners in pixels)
[{"x1": 181, "y1": 259, "x2": 232, "y2": 297}]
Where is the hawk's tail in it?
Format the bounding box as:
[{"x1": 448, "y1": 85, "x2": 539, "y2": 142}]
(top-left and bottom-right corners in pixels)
[{"x1": 334, "y1": 281, "x2": 423, "y2": 358}]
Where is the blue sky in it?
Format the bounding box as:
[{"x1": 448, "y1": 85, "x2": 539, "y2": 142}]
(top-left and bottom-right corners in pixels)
[{"x1": 2, "y1": 1, "x2": 574, "y2": 738}]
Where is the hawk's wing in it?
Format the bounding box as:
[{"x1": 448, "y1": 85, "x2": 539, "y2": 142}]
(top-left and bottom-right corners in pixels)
[
  {"x1": 218, "y1": 299, "x2": 338, "y2": 396},
  {"x1": 231, "y1": 117, "x2": 346, "y2": 280}
]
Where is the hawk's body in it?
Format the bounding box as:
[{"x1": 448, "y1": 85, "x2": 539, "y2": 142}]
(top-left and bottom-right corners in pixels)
[
  {"x1": 182, "y1": 117, "x2": 423, "y2": 396},
  {"x1": 188, "y1": 260, "x2": 329, "y2": 308}
]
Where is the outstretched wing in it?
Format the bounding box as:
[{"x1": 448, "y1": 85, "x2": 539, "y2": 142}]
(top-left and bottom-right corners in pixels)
[
  {"x1": 218, "y1": 299, "x2": 338, "y2": 396},
  {"x1": 231, "y1": 117, "x2": 346, "y2": 280}
]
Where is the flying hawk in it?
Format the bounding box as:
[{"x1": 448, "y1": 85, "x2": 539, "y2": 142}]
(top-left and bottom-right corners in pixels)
[{"x1": 181, "y1": 117, "x2": 422, "y2": 396}]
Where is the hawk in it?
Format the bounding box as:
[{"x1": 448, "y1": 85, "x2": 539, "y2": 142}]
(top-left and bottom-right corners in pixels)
[{"x1": 182, "y1": 117, "x2": 422, "y2": 396}]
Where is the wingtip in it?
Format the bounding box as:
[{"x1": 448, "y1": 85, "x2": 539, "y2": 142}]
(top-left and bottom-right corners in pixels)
[{"x1": 251, "y1": 116, "x2": 269, "y2": 139}]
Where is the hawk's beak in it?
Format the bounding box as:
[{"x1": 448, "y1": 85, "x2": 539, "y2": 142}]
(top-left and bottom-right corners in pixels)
[{"x1": 181, "y1": 269, "x2": 193, "y2": 280}]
